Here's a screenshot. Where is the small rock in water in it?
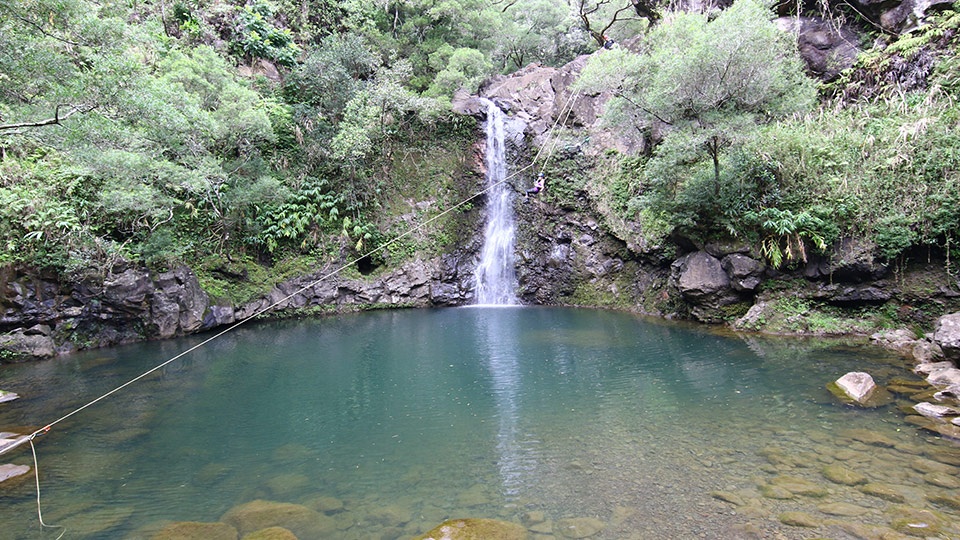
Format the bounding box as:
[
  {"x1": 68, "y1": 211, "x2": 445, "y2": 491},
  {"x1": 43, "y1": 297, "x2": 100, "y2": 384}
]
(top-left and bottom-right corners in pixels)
[
  {"x1": 0, "y1": 463, "x2": 30, "y2": 484},
  {"x1": 554, "y1": 517, "x2": 605, "y2": 539},
  {"x1": 711, "y1": 490, "x2": 746, "y2": 506},
  {"x1": 822, "y1": 464, "x2": 867, "y2": 485},
  {"x1": 817, "y1": 501, "x2": 868, "y2": 516},
  {"x1": 839, "y1": 428, "x2": 896, "y2": 447},
  {"x1": 914, "y1": 401, "x2": 959, "y2": 418},
  {"x1": 778, "y1": 511, "x2": 821, "y2": 527},
  {"x1": 858, "y1": 482, "x2": 907, "y2": 503},
  {"x1": 836, "y1": 372, "x2": 877, "y2": 401}
]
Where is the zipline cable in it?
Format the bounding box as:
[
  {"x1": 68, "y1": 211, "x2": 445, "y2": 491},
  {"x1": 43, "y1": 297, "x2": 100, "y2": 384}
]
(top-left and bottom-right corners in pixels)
[{"x1": 13, "y1": 74, "x2": 587, "y2": 533}]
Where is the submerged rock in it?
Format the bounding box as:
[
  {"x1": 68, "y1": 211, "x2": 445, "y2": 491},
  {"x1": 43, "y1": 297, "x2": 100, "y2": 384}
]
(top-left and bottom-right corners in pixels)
[
  {"x1": 822, "y1": 464, "x2": 867, "y2": 485},
  {"x1": 554, "y1": 517, "x2": 605, "y2": 539},
  {"x1": 413, "y1": 518, "x2": 528, "y2": 540},
  {"x1": 840, "y1": 428, "x2": 896, "y2": 447},
  {"x1": 859, "y1": 482, "x2": 907, "y2": 503},
  {"x1": 0, "y1": 463, "x2": 30, "y2": 485},
  {"x1": 241, "y1": 526, "x2": 299, "y2": 540},
  {"x1": 817, "y1": 501, "x2": 869, "y2": 516},
  {"x1": 221, "y1": 499, "x2": 335, "y2": 538},
  {"x1": 150, "y1": 521, "x2": 238, "y2": 540},
  {"x1": 778, "y1": 511, "x2": 821, "y2": 527}
]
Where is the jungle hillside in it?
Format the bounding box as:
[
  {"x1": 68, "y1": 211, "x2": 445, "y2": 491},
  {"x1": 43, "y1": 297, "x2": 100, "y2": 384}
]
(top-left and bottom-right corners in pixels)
[{"x1": 2, "y1": 0, "x2": 960, "y2": 328}]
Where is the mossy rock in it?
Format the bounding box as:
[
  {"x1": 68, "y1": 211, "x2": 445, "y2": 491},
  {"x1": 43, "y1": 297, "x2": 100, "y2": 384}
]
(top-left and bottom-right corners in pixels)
[
  {"x1": 858, "y1": 482, "x2": 907, "y2": 503},
  {"x1": 927, "y1": 493, "x2": 960, "y2": 510},
  {"x1": 778, "y1": 511, "x2": 821, "y2": 527},
  {"x1": 887, "y1": 506, "x2": 953, "y2": 537},
  {"x1": 151, "y1": 521, "x2": 238, "y2": 540},
  {"x1": 768, "y1": 475, "x2": 829, "y2": 497},
  {"x1": 413, "y1": 518, "x2": 529, "y2": 540},
  {"x1": 822, "y1": 464, "x2": 867, "y2": 485}
]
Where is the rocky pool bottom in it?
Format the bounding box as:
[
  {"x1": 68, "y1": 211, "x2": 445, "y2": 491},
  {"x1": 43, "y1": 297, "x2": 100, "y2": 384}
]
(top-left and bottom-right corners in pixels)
[{"x1": 0, "y1": 307, "x2": 959, "y2": 539}]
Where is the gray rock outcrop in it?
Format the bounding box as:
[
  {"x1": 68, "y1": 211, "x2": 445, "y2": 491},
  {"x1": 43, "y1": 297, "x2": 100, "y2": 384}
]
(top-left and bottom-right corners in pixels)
[
  {"x1": 933, "y1": 313, "x2": 960, "y2": 361},
  {"x1": 672, "y1": 251, "x2": 745, "y2": 322},
  {"x1": 777, "y1": 17, "x2": 861, "y2": 81}
]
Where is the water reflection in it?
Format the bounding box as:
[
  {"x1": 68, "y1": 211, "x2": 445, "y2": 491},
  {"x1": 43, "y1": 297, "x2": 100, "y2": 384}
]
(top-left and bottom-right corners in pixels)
[{"x1": 472, "y1": 306, "x2": 533, "y2": 502}]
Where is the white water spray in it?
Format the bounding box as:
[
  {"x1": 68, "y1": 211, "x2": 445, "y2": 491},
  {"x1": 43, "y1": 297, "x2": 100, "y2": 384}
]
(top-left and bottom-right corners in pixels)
[{"x1": 474, "y1": 99, "x2": 518, "y2": 305}]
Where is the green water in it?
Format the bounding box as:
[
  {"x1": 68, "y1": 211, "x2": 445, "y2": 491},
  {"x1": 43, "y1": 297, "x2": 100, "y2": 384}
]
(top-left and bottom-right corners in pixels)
[{"x1": 1, "y1": 307, "x2": 958, "y2": 539}]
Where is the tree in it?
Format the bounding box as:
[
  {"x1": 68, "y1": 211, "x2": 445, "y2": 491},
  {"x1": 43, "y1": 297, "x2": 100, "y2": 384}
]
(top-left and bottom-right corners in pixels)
[
  {"x1": 575, "y1": 0, "x2": 657, "y2": 47},
  {"x1": 579, "y1": 0, "x2": 817, "y2": 238}
]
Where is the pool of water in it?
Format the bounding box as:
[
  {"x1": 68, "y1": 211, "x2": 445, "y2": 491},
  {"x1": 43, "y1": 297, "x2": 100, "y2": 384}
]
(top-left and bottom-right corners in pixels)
[{"x1": 1, "y1": 307, "x2": 958, "y2": 539}]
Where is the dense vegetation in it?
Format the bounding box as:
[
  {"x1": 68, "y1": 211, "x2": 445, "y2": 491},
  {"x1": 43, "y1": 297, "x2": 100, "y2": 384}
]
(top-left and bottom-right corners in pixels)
[
  {"x1": 1, "y1": 0, "x2": 959, "y2": 304},
  {"x1": 579, "y1": 2, "x2": 960, "y2": 272}
]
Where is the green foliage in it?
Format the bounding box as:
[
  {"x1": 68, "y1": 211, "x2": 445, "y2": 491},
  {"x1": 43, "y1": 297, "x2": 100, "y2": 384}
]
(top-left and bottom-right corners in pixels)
[
  {"x1": 231, "y1": 1, "x2": 300, "y2": 67},
  {"x1": 745, "y1": 208, "x2": 830, "y2": 268},
  {"x1": 254, "y1": 178, "x2": 344, "y2": 253},
  {"x1": 425, "y1": 47, "x2": 491, "y2": 98},
  {"x1": 581, "y1": 0, "x2": 817, "y2": 242}
]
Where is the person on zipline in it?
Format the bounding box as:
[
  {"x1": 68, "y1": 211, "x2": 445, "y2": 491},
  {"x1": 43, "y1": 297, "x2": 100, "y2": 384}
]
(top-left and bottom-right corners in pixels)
[{"x1": 526, "y1": 172, "x2": 545, "y2": 199}]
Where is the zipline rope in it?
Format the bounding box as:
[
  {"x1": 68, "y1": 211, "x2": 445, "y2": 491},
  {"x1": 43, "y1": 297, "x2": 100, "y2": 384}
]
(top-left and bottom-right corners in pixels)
[
  {"x1": 15, "y1": 78, "x2": 587, "y2": 534},
  {"x1": 22, "y1": 82, "x2": 587, "y2": 443}
]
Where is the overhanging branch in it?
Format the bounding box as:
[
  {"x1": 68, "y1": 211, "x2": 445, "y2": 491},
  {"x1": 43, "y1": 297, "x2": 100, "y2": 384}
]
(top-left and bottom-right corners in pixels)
[{"x1": 0, "y1": 104, "x2": 92, "y2": 131}]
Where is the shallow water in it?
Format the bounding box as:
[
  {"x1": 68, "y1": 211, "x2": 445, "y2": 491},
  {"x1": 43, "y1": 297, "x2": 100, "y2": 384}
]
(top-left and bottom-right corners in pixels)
[{"x1": 0, "y1": 307, "x2": 958, "y2": 539}]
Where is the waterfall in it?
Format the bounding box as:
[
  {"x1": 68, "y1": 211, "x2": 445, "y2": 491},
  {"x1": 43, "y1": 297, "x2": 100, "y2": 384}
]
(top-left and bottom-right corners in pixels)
[{"x1": 474, "y1": 98, "x2": 518, "y2": 305}]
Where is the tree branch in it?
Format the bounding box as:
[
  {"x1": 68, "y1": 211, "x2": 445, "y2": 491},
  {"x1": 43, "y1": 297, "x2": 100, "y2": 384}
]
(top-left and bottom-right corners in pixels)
[
  {"x1": 0, "y1": 104, "x2": 93, "y2": 131},
  {"x1": 10, "y1": 12, "x2": 85, "y2": 47}
]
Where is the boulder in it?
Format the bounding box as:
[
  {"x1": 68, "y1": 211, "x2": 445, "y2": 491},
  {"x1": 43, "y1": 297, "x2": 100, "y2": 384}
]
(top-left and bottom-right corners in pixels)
[
  {"x1": 672, "y1": 251, "x2": 742, "y2": 321},
  {"x1": 721, "y1": 253, "x2": 764, "y2": 292},
  {"x1": 926, "y1": 367, "x2": 960, "y2": 387},
  {"x1": 870, "y1": 328, "x2": 919, "y2": 355},
  {"x1": 777, "y1": 16, "x2": 861, "y2": 81},
  {"x1": 0, "y1": 328, "x2": 56, "y2": 360},
  {"x1": 828, "y1": 371, "x2": 891, "y2": 407},
  {"x1": 413, "y1": 518, "x2": 529, "y2": 540},
  {"x1": 933, "y1": 313, "x2": 960, "y2": 361},
  {"x1": 675, "y1": 251, "x2": 730, "y2": 299}
]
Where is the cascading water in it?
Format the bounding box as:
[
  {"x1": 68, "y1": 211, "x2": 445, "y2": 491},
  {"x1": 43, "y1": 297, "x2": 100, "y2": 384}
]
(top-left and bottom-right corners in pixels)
[{"x1": 473, "y1": 98, "x2": 518, "y2": 305}]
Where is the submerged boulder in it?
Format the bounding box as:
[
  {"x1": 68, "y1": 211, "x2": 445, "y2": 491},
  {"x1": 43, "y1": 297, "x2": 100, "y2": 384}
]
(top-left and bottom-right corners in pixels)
[
  {"x1": 150, "y1": 521, "x2": 238, "y2": 540},
  {"x1": 413, "y1": 518, "x2": 529, "y2": 540},
  {"x1": 221, "y1": 500, "x2": 334, "y2": 538}
]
